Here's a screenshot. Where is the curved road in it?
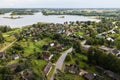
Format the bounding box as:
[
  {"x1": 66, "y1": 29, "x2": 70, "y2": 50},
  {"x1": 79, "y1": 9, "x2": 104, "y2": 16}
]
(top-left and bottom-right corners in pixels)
[{"x1": 50, "y1": 47, "x2": 73, "y2": 80}]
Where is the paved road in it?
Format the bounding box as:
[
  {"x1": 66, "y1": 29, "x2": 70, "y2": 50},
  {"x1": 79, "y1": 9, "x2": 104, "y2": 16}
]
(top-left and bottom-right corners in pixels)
[
  {"x1": 81, "y1": 27, "x2": 116, "y2": 50},
  {"x1": 50, "y1": 47, "x2": 73, "y2": 80},
  {"x1": 0, "y1": 39, "x2": 17, "y2": 52},
  {"x1": 99, "y1": 27, "x2": 116, "y2": 35}
]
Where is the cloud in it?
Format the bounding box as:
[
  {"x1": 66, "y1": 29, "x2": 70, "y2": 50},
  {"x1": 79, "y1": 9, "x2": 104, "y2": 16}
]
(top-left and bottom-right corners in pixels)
[{"x1": 0, "y1": 0, "x2": 119, "y2": 8}]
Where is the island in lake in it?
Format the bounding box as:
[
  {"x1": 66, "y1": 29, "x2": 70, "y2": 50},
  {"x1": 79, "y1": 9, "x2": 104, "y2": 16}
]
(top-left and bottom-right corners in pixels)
[
  {"x1": 58, "y1": 16, "x2": 65, "y2": 18},
  {"x1": 3, "y1": 16, "x2": 23, "y2": 19}
]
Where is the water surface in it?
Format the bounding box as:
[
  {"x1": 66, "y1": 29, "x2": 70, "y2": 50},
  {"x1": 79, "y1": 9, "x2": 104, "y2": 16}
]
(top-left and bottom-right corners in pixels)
[{"x1": 0, "y1": 12, "x2": 100, "y2": 28}]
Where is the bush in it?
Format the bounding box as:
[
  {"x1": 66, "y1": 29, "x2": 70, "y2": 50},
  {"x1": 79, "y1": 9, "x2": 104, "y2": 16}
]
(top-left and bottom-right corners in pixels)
[{"x1": 65, "y1": 54, "x2": 72, "y2": 62}]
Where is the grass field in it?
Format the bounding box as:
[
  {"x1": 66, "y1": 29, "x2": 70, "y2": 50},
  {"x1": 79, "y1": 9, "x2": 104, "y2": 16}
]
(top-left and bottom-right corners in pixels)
[
  {"x1": 65, "y1": 53, "x2": 97, "y2": 74},
  {"x1": 65, "y1": 73, "x2": 84, "y2": 80},
  {"x1": 0, "y1": 34, "x2": 16, "y2": 51},
  {"x1": 47, "y1": 65, "x2": 55, "y2": 80},
  {"x1": 73, "y1": 31, "x2": 84, "y2": 36},
  {"x1": 30, "y1": 59, "x2": 47, "y2": 74},
  {"x1": 19, "y1": 38, "x2": 51, "y2": 57}
]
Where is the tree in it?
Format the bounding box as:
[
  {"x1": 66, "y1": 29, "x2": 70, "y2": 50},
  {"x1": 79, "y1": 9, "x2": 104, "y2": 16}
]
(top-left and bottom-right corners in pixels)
[
  {"x1": 0, "y1": 67, "x2": 13, "y2": 80},
  {"x1": 115, "y1": 39, "x2": 120, "y2": 50},
  {"x1": 12, "y1": 43, "x2": 24, "y2": 51},
  {"x1": 0, "y1": 31, "x2": 4, "y2": 43},
  {"x1": 15, "y1": 64, "x2": 26, "y2": 73},
  {"x1": 88, "y1": 27, "x2": 97, "y2": 38},
  {"x1": 65, "y1": 54, "x2": 72, "y2": 62},
  {"x1": 54, "y1": 70, "x2": 74, "y2": 80},
  {"x1": 76, "y1": 21, "x2": 81, "y2": 26},
  {"x1": 73, "y1": 40, "x2": 82, "y2": 53},
  {"x1": 0, "y1": 26, "x2": 11, "y2": 33},
  {"x1": 13, "y1": 32, "x2": 20, "y2": 39},
  {"x1": 86, "y1": 38, "x2": 94, "y2": 45},
  {"x1": 87, "y1": 47, "x2": 120, "y2": 74}
]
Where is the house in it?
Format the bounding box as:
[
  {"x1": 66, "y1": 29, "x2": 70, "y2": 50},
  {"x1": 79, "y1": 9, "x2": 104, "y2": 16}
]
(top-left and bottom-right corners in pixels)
[
  {"x1": 0, "y1": 52, "x2": 4, "y2": 58},
  {"x1": 42, "y1": 54, "x2": 53, "y2": 61},
  {"x1": 104, "y1": 70, "x2": 120, "y2": 80},
  {"x1": 99, "y1": 46, "x2": 112, "y2": 53},
  {"x1": 106, "y1": 37, "x2": 114, "y2": 42},
  {"x1": 43, "y1": 62, "x2": 52, "y2": 75},
  {"x1": 96, "y1": 66, "x2": 120, "y2": 80},
  {"x1": 56, "y1": 45, "x2": 63, "y2": 51},
  {"x1": 113, "y1": 29, "x2": 119, "y2": 33},
  {"x1": 81, "y1": 41, "x2": 90, "y2": 50},
  {"x1": 65, "y1": 64, "x2": 80, "y2": 74},
  {"x1": 22, "y1": 69, "x2": 33, "y2": 80},
  {"x1": 109, "y1": 30, "x2": 116, "y2": 34},
  {"x1": 8, "y1": 63, "x2": 19, "y2": 71},
  {"x1": 79, "y1": 36, "x2": 84, "y2": 40},
  {"x1": 112, "y1": 49, "x2": 120, "y2": 55},
  {"x1": 0, "y1": 52, "x2": 8, "y2": 59},
  {"x1": 96, "y1": 34, "x2": 105, "y2": 39},
  {"x1": 79, "y1": 69, "x2": 88, "y2": 76},
  {"x1": 50, "y1": 43, "x2": 55, "y2": 47},
  {"x1": 66, "y1": 30, "x2": 72, "y2": 36},
  {"x1": 84, "y1": 73, "x2": 95, "y2": 80},
  {"x1": 117, "y1": 53, "x2": 120, "y2": 58},
  {"x1": 17, "y1": 69, "x2": 33, "y2": 80},
  {"x1": 95, "y1": 66, "x2": 105, "y2": 74},
  {"x1": 57, "y1": 29, "x2": 65, "y2": 33},
  {"x1": 42, "y1": 45, "x2": 49, "y2": 50},
  {"x1": 115, "y1": 26, "x2": 118, "y2": 28},
  {"x1": 12, "y1": 54, "x2": 20, "y2": 60}
]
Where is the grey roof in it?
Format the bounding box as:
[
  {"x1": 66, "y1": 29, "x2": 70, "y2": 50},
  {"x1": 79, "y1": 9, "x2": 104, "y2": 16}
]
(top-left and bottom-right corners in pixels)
[
  {"x1": 104, "y1": 70, "x2": 120, "y2": 80},
  {"x1": 65, "y1": 64, "x2": 80, "y2": 74},
  {"x1": 44, "y1": 62, "x2": 52, "y2": 75},
  {"x1": 84, "y1": 73, "x2": 94, "y2": 80}
]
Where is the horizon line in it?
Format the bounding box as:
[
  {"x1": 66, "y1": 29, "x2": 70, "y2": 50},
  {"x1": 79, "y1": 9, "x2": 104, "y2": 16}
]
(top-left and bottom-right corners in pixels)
[{"x1": 0, "y1": 7, "x2": 120, "y2": 9}]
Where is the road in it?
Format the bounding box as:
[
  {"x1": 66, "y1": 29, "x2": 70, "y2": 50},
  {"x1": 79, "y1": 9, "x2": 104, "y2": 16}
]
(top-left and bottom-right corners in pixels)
[
  {"x1": 81, "y1": 27, "x2": 116, "y2": 50},
  {"x1": 0, "y1": 39, "x2": 17, "y2": 52},
  {"x1": 99, "y1": 27, "x2": 116, "y2": 35},
  {"x1": 50, "y1": 47, "x2": 73, "y2": 80}
]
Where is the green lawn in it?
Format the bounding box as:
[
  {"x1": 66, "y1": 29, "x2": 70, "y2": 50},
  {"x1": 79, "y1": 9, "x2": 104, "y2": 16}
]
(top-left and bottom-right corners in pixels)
[
  {"x1": 19, "y1": 38, "x2": 51, "y2": 57},
  {"x1": 65, "y1": 53, "x2": 97, "y2": 73},
  {"x1": 47, "y1": 65, "x2": 55, "y2": 80},
  {"x1": 4, "y1": 28, "x2": 21, "y2": 35},
  {"x1": 73, "y1": 31, "x2": 84, "y2": 36},
  {"x1": 0, "y1": 34, "x2": 16, "y2": 50},
  {"x1": 65, "y1": 53, "x2": 87, "y2": 65},
  {"x1": 30, "y1": 59, "x2": 47, "y2": 74},
  {"x1": 66, "y1": 73, "x2": 84, "y2": 80},
  {"x1": 7, "y1": 59, "x2": 19, "y2": 65}
]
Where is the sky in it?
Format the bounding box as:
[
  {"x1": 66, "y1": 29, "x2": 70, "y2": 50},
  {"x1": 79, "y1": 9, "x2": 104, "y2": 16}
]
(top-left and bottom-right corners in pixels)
[{"x1": 0, "y1": 0, "x2": 119, "y2": 8}]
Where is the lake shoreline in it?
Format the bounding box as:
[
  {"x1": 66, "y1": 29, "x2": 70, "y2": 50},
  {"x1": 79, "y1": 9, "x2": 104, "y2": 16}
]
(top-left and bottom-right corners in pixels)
[{"x1": 0, "y1": 12, "x2": 100, "y2": 28}]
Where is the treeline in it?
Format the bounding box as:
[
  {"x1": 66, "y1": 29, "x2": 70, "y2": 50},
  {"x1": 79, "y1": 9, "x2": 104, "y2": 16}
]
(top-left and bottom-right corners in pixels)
[
  {"x1": 11, "y1": 10, "x2": 39, "y2": 15},
  {"x1": 0, "y1": 26, "x2": 11, "y2": 43},
  {"x1": 0, "y1": 9, "x2": 39, "y2": 15},
  {"x1": 42, "y1": 10, "x2": 120, "y2": 17},
  {"x1": 0, "y1": 9, "x2": 11, "y2": 14},
  {"x1": 87, "y1": 47, "x2": 120, "y2": 74},
  {"x1": 0, "y1": 26, "x2": 11, "y2": 33},
  {"x1": 0, "y1": 31, "x2": 4, "y2": 43}
]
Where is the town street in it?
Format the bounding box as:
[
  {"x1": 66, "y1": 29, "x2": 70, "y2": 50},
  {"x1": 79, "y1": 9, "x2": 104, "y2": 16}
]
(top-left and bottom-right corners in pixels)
[{"x1": 50, "y1": 47, "x2": 73, "y2": 80}]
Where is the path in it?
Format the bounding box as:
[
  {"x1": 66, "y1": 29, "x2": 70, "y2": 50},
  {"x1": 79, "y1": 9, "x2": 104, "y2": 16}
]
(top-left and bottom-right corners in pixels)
[{"x1": 0, "y1": 39, "x2": 17, "y2": 52}]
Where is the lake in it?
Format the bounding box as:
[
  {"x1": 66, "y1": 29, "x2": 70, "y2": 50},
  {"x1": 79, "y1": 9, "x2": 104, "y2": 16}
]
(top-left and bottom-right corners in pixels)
[{"x1": 0, "y1": 12, "x2": 100, "y2": 28}]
